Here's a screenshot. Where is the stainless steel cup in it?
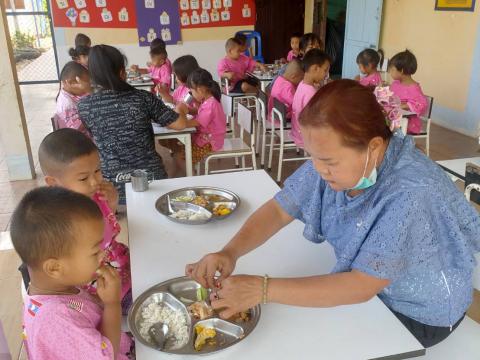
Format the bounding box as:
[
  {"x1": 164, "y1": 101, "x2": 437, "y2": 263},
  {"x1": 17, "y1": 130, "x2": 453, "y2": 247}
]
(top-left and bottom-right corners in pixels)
[
  {"x1": 131, "y1": 170, "x2": 151, "y2": 192},
  {"x1": 183, "y1": 92, "x2": 195, "y2": 105}
]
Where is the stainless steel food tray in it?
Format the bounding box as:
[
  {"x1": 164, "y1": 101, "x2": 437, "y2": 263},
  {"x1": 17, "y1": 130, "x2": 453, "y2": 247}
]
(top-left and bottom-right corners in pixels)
[
  {"x1": 155, "y1": 187, "x2": 241, "y2": 225},
  {"x1": 128, "y1": 276, "x2": 260, "y2": 355}
]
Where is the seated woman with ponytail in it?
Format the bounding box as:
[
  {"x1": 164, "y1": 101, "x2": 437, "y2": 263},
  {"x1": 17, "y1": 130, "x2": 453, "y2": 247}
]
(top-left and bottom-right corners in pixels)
[{"x1": 78, "y1": 45, "x2": 187, "y2": 204}]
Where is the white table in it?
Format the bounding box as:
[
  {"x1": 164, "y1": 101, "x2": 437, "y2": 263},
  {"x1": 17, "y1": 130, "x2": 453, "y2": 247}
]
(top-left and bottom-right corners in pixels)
[
  {"x1": 126, "y1": 171, "x2": 424, "y2": 360},
  {"x1": 152, "y1": 124, "x2": 196, "y2": 177},
  {"x1": 436, "y1": 157, "x2": 480, "y2": 181},
  {"x1": 247, "y1": 71, "x2": 275, "y2": 92},
  {"x1": 128, "y1": 80, "x2": 155, "y2": 90}
]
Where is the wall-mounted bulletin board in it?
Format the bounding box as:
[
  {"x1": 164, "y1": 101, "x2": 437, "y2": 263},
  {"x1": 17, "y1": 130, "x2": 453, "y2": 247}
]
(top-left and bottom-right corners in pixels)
[
  {"x1": 135, "y1": 0, "x2": 182, "y2": 46},
  {"x1": 51, "y1": 0, "x2": 137, "y2": 28},
  {"x1": 178, "y1": 0, "x2": 255, "y2": 29}
]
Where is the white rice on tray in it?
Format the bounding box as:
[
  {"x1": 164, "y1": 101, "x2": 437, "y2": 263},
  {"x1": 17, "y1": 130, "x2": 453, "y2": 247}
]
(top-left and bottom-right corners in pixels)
[{"x1": 139, "y1": 302, "x2": 189, "y2": 349}]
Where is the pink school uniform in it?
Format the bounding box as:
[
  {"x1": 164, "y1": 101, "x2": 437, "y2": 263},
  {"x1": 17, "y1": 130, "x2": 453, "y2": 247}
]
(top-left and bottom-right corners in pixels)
[
  {"x1": 149, "y1": 60, "x2": 172, "y2": 88},
  {"x1": 193, "y1": 96, "x2": 227, "y2": 151},
  {"x1": 359, "y1": 72, "x2": 382, "y2": 87},
  {"x1": 268, "y1": 75, "x2": 296, "y2": 122},
  {"x1": 217, "y1": 54, "x2": 256, "y2": 90},
  {"x1": 389, "y1": 80, "x2": 428, "y2": 134},
  {"x1": 286, "y1": 50, "x2": 298, "y2": 62},
  {"x1": 55, "y1": 90, "x2": 91, "y2": 138},
  {"x1": 291, "y1": 81, "x2": 318, "y2": 148},
  {"x1": 23, "y1": 289, "x2": 132, "y2": 360},
  {"x1": 83, "y1": 194, "x2": 131, "y2": 306},
  {"x1": 172, "y1": 84, "x2": 199, "y2": 112}
]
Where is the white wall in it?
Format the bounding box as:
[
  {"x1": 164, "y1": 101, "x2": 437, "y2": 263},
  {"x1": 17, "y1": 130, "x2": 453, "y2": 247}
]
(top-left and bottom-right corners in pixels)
[{"x1": 56, "y1": 39, "x2": 226, "y2": 81}]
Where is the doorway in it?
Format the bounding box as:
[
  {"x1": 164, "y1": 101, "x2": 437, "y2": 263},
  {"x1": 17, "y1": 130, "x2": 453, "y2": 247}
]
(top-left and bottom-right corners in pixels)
[
  {"x1": 4, "y1": 0, "x2": 60, "y2": 84},
  {"x1": 255, "y1": 0, "x2": 305, "y2": 63},
  {"x1": 325, "y1": 0, "x2": 347, "y2": 78}
]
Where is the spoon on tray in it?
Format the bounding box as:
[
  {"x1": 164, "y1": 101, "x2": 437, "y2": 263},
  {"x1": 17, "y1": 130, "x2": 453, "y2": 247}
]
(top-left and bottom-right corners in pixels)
[{"x1": 148, "y1": 322, "x2": 169, "y2": 350}]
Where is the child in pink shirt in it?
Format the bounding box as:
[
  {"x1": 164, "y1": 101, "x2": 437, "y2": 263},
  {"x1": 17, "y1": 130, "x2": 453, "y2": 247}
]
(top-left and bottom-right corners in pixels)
[
  {"x1": 11, "y1": 187, "x2": 132, "y2": 360},
  {"x1": 286, "y1": 33, "x2": 302, "y2": 62},
  {"x1": 38, "y1": 129, "x2": 132, "y2": 313},
  {"x1": 291, "y1": 49, "x2": 331, "y2": 148},
  {"x1": 218, "y1": 37, "x2": 266, "y2": 93},
  {"x1": 55, "y1": 61, "x2": 91, "y2": 138},
  {"x1": 157, "y1": 55, "x2": 200, "y2": 115},
  {"x1": 186, "y1": 68, "x2": 227, "y2": 164},
  {"x1": 268, "y1": 59, "x2": 304, "y2": 122},
  {"x1": 132, "y1": 46, "x2": 172, "y2": 90},
  {"x1": 388, "y1": 50, "x2": 428, "y2": 134},
  {"x1": 355, "y1": 48, "x2": 384, "y2": 87}
]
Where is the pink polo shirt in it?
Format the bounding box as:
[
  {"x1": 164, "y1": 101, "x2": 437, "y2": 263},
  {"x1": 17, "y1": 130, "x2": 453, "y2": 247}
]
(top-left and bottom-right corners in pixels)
[
  {"x1": 193, "y1": 96, "x2": 227, "y2": 151},
  {"x1": 291, "y1": 80, "x2": 318, "y2": 148},
  {"x1": 149, "y1": 60, "x2": 172, "y2": 88},
  {"x1": 287, "y1": 50, "x2": 298, "y2": 62},
  {"x1": 23, "y1": 289, "x2": 132, "y2": 360},
  {"x1": 172, "y1": 84, "x2": 199, "y2": 112},
  {"x1": 217, "y1": 54, "x2": 256, "y2": 89},
  {"x1": 359, "y1": 72, "x2": 382, "y2": 87},
  {"x1": 268, "y1": 75, "x2": 296, "y2": 122},
  {"x1": 390, "y1": 80, "x2": 428, "y2": 134},
  {"x1": 55, "y1": 89, "x2": 91, "y2": 138}
]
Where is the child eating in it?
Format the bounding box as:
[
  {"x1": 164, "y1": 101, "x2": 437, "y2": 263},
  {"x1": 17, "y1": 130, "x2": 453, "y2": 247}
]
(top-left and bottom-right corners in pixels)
[
  {"x1": 388, "y1": 49, "x2": 428, "y2": 134},
  {"x1": 157, "y1": 55, "x2": 200, "y2": 114},
  {"x1": 131, "y1": 46, "x2": 172, "y2": 91},
  {"x1": 55, "y1": 61, "x2": 92, "y2": 138},
  {"x1": 38, "y1": 129, "x2": 132, "y2": 314},
  {"x1": 291, "y1": 49, "x2": 331, "y2": 148},
  {"x1": 11, "y1": 187, "x2": 132, "y2": 359},
  {"x1": 217, "y1": 37, "x2": 266, "y2": 94},
  {"x1": 185, "y1": 68, "x2": 226, "y2": 165},
  {"x1": 355, "y1": 48, "x2": 384, "y2": 87},
  {"x1": 287, "y1": 32, "x2": 302, "y2": 62},
  {"x1": 268, "y1": 59, "x2": 304, "y2": 122}
]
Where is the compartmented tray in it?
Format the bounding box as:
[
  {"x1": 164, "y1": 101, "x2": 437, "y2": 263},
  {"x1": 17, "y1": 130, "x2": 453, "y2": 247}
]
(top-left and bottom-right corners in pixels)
[
  {"x1": 128, "y1": 276, "x2": 260, "y2": 355},
  {"x1": 155, "y1": 187, "x2": 241, "y2": 225}
]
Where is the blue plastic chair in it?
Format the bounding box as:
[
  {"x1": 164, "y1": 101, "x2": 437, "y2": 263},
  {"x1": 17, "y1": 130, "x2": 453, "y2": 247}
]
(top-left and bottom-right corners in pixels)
[{"x1": 235, "y1": 30, "x2": 264, "y2": 63}]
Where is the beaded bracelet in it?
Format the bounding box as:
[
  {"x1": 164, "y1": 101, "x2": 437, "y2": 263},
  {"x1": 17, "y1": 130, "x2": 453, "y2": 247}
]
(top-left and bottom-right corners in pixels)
[{"x1": 262, "y1": 274, "x2": 269, "y2": 305}]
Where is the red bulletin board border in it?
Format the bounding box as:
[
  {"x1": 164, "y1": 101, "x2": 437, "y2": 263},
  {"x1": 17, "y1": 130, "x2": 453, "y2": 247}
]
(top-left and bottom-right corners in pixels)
[
  {"x1": 51, "y1": 0, "x2": 137, "y2": 28},
  {"x1": 178, "y1": 0, "x2": 255, "y2": 29}
]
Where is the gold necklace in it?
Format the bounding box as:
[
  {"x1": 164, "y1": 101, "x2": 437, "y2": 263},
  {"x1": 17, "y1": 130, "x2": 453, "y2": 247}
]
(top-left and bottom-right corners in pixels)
[{"x1": 28, "y1": 283, "x2": 79, "y2": 296}]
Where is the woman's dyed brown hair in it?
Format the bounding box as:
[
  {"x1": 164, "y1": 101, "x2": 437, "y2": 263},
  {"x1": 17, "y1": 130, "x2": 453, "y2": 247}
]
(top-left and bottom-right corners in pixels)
[{"x1": 299, "y1": 79, "x2": 392, "y2": 149}]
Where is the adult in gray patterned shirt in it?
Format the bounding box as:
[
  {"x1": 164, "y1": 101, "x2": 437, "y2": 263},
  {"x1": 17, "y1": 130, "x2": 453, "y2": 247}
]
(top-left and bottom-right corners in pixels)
[{"x1": 79, "y1": 45, "x2": 187, "y2": 204}]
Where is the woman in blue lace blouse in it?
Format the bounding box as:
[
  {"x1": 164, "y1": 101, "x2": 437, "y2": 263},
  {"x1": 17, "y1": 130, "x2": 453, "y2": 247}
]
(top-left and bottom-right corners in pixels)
[{"x1": 187, "y1": 80, "x2": 480, "y2": 347}]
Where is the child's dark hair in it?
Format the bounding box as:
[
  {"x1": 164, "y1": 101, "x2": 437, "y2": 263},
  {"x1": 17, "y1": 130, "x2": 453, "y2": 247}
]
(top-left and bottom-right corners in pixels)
[
  {"x1": 187, "y1": 68, "x2": 221, "y2": 102},
  {"x1": 234, "y1": 33, "x2": 247, "y2": 46},
  {"x1": 225, "y1": 37, "x2": 242, "y2": 51},
  {"x1": 150, "y1": 46, "x2": 168, "y2": 58},
  {"x1": 74, "y1": 33, "x2": 91, "y2": 48},
  {"x1": 302, "y1": 49, "x2": 331, "y2": 72},
  {"x1": 10, "y1": 187, "x2": 103, "y2": 268},
  {"x1": 56, "y1": 61, "x2": 89, "y2": 100},
  {"x1": 39, "y1": 128, "x2": 97, "y2": 176},
  {"x1": 356, "y1": 48, "x2": 384, "y2": 69},
  {"x1": 173, "y1": 55, "x2": 199, "y2": 83},
  {"x1": 150, "y1": 38, "x2": 166, "y2": 51},
  {"x1": 88, "y1": 44, "x2": 133, "y2": 92},
  {"x1": 389, "y1": 49, "x2": 417, "y2": 75},
  {"x1": 291, "y1": 32, "x2": 302, "y2": 40},
  {"x1": 300, "y1": 33, "x2": 323, "y2": 53},
  {"x1": 68, "y1": 45, "x2": 90, "y2": 61}
]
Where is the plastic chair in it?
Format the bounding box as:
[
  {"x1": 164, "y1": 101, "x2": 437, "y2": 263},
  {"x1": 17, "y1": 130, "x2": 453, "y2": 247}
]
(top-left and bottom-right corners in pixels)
[
  {"x1": 235, "y1": 30, "x2": 264, "y2": 63},
  {"x1": 204, "y1": 102, "x2": 257, "y2": 174},
  {"x1": 268, "y1": 98, "x2": 310, "y2": 182}
]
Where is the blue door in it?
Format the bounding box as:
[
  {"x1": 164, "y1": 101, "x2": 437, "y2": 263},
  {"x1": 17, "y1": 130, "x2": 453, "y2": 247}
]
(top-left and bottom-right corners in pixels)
[{"x1": 341, "y1": 0, "x2": 383, "y2": 79}]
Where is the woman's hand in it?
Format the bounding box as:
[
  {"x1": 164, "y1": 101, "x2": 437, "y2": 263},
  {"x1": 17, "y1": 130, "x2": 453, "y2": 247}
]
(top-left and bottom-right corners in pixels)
[
  {"x1": 175, "y1": 102, "x2": 189, "y2": 116},
  {"x1": 97, "y1": 181, "x2": 118, "y2": 213},
  {"x1": 185, "y1": 250, "x2": 237, "y2": 289},
  {"x1": 212, "y1": 275, "x2": 263, "y2": 319}
]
